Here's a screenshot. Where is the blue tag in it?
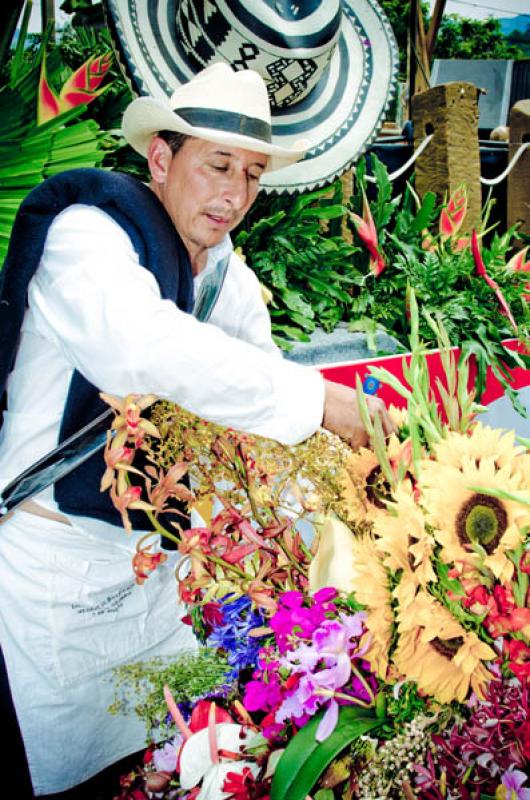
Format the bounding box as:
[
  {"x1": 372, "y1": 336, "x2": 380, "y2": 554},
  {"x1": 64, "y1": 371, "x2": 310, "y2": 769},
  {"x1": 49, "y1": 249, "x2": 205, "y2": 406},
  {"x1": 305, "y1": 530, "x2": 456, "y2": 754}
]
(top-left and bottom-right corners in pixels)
[{"x1": 363, "y1": 376, "x2": 380, "y2": 395}]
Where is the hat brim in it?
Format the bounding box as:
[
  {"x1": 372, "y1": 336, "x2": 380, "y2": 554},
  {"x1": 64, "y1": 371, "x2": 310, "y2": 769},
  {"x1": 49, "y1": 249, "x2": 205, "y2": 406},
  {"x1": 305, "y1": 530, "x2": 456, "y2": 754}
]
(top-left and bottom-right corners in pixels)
[
  {"x1": 121, "y1": 96, "x2": 309, "y2": 174},
  {"x1": 105, "y1": 0, "x2": 398, "y2": 194}
]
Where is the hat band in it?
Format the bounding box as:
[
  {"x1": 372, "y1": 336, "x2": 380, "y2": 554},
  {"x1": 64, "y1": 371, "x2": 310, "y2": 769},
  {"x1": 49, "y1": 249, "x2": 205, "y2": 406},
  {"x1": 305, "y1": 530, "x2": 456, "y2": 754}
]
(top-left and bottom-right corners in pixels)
[{"x1": 174, "y1": 107, "x2": 272, "y2": 144}]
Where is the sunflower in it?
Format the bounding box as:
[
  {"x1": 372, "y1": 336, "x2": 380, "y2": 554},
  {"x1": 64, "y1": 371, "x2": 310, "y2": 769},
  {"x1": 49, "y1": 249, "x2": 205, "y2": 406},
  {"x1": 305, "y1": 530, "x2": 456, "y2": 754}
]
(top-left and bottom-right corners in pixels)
[
  {"x1": 348, "y1": 533, "x2": 394, "y2": 679},
  {"x1": 394, "y1": 591, "x2": 495, "y2": 704},
  {"x1": 420, "y1": 448, "x2": 530, "y2": 582},
  {"x1": 430, "y1": 423, "x2": 527, "y2": 479},
  {"x1": 372, "y1": 484, "x2": 436, "y2": 610},
  {"x1": 338, "y1": 434, "x2": 405, "y2": 525}
]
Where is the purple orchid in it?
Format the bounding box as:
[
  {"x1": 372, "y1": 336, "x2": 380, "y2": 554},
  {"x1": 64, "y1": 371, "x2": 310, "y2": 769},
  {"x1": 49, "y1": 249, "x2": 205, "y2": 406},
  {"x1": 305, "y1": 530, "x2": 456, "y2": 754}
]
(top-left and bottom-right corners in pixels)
[
  {"x1": 500, "y1": 768, "x2": 530, "y2": 800},
  {"x1": 153, "y1": 737, "x2": 181, "y2": 772}
]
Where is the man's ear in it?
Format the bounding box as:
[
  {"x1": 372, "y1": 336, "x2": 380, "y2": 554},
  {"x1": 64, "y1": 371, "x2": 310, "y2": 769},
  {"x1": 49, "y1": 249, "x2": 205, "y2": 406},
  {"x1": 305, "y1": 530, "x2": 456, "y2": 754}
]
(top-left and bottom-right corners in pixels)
[{"x1": 147, "y1": 136, "x2": 172, "y2": 184}]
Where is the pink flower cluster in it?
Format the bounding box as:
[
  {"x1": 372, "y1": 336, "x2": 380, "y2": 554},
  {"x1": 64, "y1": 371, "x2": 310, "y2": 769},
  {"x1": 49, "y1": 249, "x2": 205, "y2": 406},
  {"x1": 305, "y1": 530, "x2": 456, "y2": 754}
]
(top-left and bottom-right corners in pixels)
[{"x1": 243, "y1": 589, "x2": 377, "y2": 742}]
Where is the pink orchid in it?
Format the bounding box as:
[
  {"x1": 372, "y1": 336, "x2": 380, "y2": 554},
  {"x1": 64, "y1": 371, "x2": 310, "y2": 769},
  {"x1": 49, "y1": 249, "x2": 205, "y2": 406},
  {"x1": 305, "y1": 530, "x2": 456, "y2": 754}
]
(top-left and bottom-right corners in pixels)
[
  {"x1": 471, "y1": 230, "x2": 518, "y2": 332},
  {"x1": 37, "y1": 51, "x2": 112, "y2": 125},
  {"x1": 350, "y1": 187, "x2": 386, "y2": 276}
]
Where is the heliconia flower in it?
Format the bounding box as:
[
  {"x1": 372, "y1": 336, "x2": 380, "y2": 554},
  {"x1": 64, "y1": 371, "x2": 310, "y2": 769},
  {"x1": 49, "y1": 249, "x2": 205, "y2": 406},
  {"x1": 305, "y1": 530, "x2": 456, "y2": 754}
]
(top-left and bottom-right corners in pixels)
[
  {"x1": 451, "y1": 235, "x2": 470, "y2": 253},
  {"x1": 37, "y1": 51, "x2": 112, "y2": 125},
  {"x1": 471, "y1": 230, "x2": 518, "y2": 332},
  {"x1": 37, "y1": 55, "x2": 61, "y2": 125},
  {"x1": 349, "y1": 187, "x2": 386, "y2": 277},
  {"x1": 506, "y1": 246, "x2": 530, "y2": 273},
  {"x1": 421, "y1": 229, "x2": 436, "y2": 252},
  {"x1": 439, "y1": 185, "x2": 467, "y2": 241},
  {"x1": 506, "y1": 246, "x2": 530, "y2": 301}
]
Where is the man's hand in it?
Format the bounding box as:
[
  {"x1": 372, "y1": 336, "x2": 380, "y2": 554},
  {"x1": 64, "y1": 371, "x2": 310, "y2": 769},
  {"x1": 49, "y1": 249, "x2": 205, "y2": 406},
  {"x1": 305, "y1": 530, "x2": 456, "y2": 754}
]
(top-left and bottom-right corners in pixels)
[{"x1": 322, "y1": 379, "x2": 395, "y2": 450}]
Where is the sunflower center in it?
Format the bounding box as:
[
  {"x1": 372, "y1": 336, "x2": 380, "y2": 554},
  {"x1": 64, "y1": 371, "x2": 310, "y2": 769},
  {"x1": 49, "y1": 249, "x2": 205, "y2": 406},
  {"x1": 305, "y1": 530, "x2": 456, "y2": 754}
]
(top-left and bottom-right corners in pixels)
[
  {"x1": 431, "y1": 636, "x2": 464, "y2": 659},
  {"x1": 455, "y1": 493, "x2": 507, "y2": 555},
  {"x1": 365, "y1": 466, "x2": 392, "y2": 509}
]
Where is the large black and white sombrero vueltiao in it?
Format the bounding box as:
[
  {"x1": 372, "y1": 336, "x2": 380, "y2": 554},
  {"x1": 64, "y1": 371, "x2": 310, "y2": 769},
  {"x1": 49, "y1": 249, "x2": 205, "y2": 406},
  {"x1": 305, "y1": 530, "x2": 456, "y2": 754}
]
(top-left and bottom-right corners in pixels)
[{"x1": 103, "y1": 0, "x2": 398, "y2": 194}]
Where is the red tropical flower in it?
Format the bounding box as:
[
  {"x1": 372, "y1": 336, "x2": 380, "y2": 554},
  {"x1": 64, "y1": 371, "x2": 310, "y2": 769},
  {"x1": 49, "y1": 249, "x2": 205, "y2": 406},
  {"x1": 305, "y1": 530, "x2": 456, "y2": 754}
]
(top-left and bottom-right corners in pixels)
[
  {"x1": 37, "y1": 51, "x2": 112, "y2": 125},
  {"x1": 506, "y1": 245, "x2": 530, "y2": 301},
  {"x1": 440, "y1": 185, "x2": 467, "y2": 241},
  {"x1": 471, "y1": 230, "x2": 518, "y2": 332},
  {"x1": 349, "y1": 187, "x2": 386, "y2": 277},
  {"x1": 223, "y1": 766, "x2": 258, "y2": 799}
]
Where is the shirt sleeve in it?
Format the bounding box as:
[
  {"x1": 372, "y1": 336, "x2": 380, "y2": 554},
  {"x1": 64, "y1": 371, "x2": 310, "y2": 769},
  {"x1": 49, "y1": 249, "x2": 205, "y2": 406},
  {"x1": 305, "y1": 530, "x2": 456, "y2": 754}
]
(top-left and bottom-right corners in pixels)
[
  {"x1": 208, "y1": 250, "x2": 282, "y2": 357},
  {"x1": 29, "y1": 205, "x2": 325, "y2": 445}
]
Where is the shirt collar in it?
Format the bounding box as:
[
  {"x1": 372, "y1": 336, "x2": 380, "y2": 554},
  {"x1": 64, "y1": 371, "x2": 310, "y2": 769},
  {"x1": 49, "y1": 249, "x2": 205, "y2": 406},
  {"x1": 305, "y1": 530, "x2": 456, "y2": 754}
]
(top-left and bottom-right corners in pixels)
[{"x1": 199, "y1": 234, "x2": 232, "y2": 279}]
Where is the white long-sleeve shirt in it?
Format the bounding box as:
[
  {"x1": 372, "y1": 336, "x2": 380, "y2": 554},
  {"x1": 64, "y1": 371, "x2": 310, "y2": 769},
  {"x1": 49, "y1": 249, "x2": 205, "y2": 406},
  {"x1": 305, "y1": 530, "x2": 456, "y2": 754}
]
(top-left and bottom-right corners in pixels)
[
  {"x1": 0, "y1": 202, "x2": 326, "y2": 794},
  {"x1": 0, "y1": 204, "x2": 325, "y2": 512}
]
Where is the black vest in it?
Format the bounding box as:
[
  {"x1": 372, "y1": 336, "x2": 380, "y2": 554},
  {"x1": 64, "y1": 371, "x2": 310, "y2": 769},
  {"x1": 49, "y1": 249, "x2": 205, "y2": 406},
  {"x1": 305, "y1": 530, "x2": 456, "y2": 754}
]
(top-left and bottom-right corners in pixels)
[{"x1": 0, "y1": 168, "x2": 193, "y2": 527}]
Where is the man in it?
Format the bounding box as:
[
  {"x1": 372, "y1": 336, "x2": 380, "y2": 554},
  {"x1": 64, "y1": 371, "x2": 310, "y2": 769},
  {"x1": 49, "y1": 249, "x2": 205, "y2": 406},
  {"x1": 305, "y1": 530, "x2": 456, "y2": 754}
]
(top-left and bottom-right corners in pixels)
[{"x1": 0, "y1": 63, "x2": 392, "y2": 797}]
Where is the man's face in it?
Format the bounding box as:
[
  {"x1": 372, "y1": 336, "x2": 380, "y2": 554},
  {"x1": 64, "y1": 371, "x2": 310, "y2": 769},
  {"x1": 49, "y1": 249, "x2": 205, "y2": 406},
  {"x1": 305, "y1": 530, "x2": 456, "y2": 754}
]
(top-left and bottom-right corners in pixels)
[{"x1": 153, "y1": 137, "x2": 268, "y2": 261}]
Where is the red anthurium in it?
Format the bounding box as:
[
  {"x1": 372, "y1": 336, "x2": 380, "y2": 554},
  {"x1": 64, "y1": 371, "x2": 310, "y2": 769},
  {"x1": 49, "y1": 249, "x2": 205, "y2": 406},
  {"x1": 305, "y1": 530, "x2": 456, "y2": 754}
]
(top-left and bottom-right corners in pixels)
[
  {"x1": 189, "y1": 700, "x2": 234, "y2": 733},
  {"x1": 350, "y1": 187, "x2": 386, "y2": 276},
  {"x1": 471, "y1": 230, "x2": 518, "y2": 332},
  {"x1": 440, "y1": 185, "x2": 467, "y2": 241}
]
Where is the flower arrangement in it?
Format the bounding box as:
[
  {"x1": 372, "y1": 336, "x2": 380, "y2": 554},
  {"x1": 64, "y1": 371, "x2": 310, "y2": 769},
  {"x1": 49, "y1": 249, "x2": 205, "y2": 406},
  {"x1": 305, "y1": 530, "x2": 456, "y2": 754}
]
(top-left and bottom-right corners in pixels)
[{"x1": 105, "y1": 294, "x2": 530, "y2": 800}]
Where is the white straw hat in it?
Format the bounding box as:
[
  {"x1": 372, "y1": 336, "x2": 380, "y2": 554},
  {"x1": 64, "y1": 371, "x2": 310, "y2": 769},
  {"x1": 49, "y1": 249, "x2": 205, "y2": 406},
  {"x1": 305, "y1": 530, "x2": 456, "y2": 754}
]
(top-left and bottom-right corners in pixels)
[
  {"x1": 105, "y1": 0, "x2": 398, "y2": 194},
  {"x1": 121, "y1": 62, "x2": 309, "y2": 174}
]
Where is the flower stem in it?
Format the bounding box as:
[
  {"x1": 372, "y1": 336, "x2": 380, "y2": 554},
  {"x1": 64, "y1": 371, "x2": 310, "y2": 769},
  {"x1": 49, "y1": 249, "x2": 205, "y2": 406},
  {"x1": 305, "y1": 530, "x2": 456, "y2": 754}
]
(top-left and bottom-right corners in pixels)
[
  {"x1": 351, "y1": 663, "x2": 375, "y2": 704},
  {"x1": 314, "y1": 688, "x2": 371, "y2": 709},
  {"x1": 145, "y1": 510, "x2": 181, "y2": 546}
]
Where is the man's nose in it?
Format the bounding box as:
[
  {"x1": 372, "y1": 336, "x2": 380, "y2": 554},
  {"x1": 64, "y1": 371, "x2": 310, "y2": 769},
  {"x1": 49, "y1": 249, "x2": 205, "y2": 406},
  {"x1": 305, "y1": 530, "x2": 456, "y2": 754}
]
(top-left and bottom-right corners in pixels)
[{"x1": 222, "y1": 172, "x2": 249, "y2": 210}]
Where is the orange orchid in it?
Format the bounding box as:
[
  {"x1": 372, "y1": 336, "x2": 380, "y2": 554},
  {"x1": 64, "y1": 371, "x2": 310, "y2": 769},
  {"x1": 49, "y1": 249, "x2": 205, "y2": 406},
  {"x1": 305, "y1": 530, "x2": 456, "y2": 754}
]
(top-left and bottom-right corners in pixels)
[
  {"x1": 471, "y1": 230, "x2": 518, "y2": 333},
  {"x1": 132, "y1": 533, "x2": 168, "y2": 585},
  {"x1": 144, "y1": 462, "x2": 195, "y2": 515},
  {"x1": 109, "y1": 483, "x2": 155, "y2": 534},
  {"x1": 100, "y1": 431, "x2": 142, "y2": 493},
  {"x1": 349, "y1": 187, "x2": 386, "y2": 277},
  {"x1": 100, "y1": 392, "x2": 160, "y2": 448},
  {"x1": 38, "y1": 51, "x2": 112, "y2": 125}
]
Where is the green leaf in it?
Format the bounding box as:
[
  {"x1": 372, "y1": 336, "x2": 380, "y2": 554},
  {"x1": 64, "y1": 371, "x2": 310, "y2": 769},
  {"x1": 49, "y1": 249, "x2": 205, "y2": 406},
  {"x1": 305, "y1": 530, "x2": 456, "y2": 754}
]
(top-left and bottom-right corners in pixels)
[
  {"x1": 270, "y1": 707, "x2": 384, "y2": 800},
  {"x1": 300, "y1": 205, "x2": 346, "y2": 220},
  {"x1": 409, "y1": 191, "x2": 437, "y2": 233}
]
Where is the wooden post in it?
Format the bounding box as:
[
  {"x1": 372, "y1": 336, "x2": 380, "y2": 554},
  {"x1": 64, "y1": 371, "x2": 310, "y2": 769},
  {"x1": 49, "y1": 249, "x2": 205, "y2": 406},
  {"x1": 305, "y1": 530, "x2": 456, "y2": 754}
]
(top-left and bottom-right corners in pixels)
[
  {"x1": 507, "y1": 100, "x2": 530, "y2": 238},
  {"x1": 411, "y1": 82, "x2": 482, "y2": 232},
  {"x1": 426, "y1": 0, "x2": 447, "y2": 61}
]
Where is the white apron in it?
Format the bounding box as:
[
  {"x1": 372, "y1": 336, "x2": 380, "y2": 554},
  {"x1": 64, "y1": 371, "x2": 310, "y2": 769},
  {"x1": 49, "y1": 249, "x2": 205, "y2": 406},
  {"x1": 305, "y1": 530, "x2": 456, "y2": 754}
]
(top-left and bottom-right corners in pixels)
[{"x1": 0, "y1": 509, "x2": 197, "y2": 795}]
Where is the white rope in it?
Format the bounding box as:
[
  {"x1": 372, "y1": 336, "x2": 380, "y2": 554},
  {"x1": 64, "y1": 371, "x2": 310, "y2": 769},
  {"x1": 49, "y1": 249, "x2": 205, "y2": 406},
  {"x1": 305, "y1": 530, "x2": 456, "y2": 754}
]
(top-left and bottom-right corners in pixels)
[
  {"x1": 480, "y1": 142, "x2": 530, "y2": 186},
  {"x1": 365, "y1": 133, "x2": 434, "y2": 183}
]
